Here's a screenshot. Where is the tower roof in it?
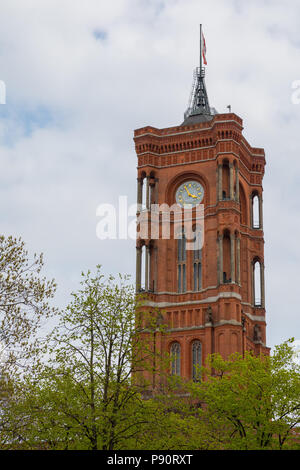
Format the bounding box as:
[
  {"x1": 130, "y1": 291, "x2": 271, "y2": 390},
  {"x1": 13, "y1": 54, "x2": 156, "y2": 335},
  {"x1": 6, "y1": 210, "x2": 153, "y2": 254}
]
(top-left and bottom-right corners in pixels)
[{"x1": 182, "y1": 66, "x2": 215, "y2": 126}]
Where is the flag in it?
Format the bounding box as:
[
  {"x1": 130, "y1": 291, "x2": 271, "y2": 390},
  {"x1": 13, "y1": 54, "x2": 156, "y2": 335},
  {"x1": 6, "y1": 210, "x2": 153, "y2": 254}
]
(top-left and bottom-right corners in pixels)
[{"x1": 202, "y1": 30, "x2": 207, "y2": 65}]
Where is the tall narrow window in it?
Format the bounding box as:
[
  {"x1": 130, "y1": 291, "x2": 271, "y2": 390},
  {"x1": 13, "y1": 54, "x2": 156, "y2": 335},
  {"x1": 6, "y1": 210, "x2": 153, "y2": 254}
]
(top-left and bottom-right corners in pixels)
[
  {"x1": 178, "y1": 265, "x2": 182, "y2": 293},
  {"x1": 170, "y1": 342, "x2": 181, "y2": 376},
  {"x1": 182, "y1": 264, "x2": 186, "y2": 292},
  {"x1": 192, "y1": 340, "x2": 202, "y2": 382},
  {"x1": 252, "y1": 194, "x2": 260, "y2": 228},
  {"x1": 142, "y1": 176, "x2": 147, "y2": 211},
  {"x1": 177, "y1": 229, "x2": 186, "y2": 293},
  {"x1": 222, "y1": 161, "x2": 230, "y2": 199},
  {"x1": 254, "y1": 260, "x2": 262, "y2": 306},
  {"x1": 222, "y1": 230, "x2": 231, "y2": 283},
  {"x1": 193, "y1": 228, "x2": 202, "y2": 291}
]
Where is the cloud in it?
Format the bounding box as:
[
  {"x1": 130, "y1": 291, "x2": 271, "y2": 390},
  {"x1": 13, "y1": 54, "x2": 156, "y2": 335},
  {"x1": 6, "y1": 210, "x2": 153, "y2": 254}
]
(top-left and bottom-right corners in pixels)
[
  {"x1": 93, "y1": 29, "x2": 108, "y2": 41},
  {"x1": 0, "y1": 0, "x2": 299, "y2": 349}
]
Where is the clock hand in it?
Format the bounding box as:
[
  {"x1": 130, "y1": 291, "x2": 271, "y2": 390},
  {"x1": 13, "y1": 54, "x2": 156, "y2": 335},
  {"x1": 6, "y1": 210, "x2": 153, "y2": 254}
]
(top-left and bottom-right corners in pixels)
[
  {"x1": 184, "y1": 185, "x2": 198, "y2": 199},
  {"x1": 184, "y1": 185, "x2": 190, "y2": 195},
  {"x1": 184, "y1": 185, "x2": 194, "y2": 197}
]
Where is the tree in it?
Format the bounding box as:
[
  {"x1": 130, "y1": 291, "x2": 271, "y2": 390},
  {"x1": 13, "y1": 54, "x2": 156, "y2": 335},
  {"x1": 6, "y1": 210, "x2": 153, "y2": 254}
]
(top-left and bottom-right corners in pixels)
[
  {"x1": 12, "y1": 266, "x2": 167, "y2": 450},
  {"x1": 3, "y1": 250, "x2": 299, "y2": 450},
  {"x1": 0, "y1": 235, "x2": 56, "y2": 447},
  {"x1": 188, "y1": 339, "x2": 300, "y2": 450},
  {"x1": 0, "y1": 235, "x2": 56, "y2": 369},
  {"x1": 128, "y1": 380, "x2": 220, "y2": 450}
]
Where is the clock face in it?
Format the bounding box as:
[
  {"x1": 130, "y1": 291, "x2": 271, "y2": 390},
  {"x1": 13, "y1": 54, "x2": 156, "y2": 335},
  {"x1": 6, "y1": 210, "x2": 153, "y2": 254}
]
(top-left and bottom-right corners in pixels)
[{"x1": 176, "y1": 180, "x2": 204, "y2": 208}]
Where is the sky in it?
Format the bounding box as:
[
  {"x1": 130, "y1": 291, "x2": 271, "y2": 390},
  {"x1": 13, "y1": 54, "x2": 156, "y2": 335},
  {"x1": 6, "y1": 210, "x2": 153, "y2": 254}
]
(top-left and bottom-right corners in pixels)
[{"x1": 0, "y1": 0, "x2": 299, "y2": 351}]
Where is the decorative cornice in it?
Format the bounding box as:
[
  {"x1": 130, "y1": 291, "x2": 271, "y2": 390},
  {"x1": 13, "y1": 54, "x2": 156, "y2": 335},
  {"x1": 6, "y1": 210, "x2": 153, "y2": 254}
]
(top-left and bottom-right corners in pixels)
[
  {"x1": 142, "y1": 291, "x2": 242, "y2": 308},
  {"x1": 134, "y1": 115, "x2": 243, "y2": 139}
]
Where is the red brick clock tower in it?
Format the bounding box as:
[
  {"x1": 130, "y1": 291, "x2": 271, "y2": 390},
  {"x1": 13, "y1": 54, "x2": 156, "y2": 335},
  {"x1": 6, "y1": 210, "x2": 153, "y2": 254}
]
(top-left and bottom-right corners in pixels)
[{"x1": 134, "y1": 35, "x2": 269, "y2": 383}]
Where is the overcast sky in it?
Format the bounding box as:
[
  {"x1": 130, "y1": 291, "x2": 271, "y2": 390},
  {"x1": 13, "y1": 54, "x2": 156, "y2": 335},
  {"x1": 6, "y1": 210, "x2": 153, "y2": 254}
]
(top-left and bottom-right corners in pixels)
[{"x1": 0, "y1": 0, "x2": 299, "y2": 351}]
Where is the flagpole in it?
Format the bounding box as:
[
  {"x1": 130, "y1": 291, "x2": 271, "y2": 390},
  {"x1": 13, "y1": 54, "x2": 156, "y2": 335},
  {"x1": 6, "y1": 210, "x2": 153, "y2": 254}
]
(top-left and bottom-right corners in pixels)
[{"x1": 200, "y1": 23, "x2": 202, "y2": 74}]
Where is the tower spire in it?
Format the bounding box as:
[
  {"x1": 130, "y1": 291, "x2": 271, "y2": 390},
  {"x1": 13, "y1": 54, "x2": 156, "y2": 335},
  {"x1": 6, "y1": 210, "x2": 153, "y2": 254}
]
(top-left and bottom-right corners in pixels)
[{"x1": 182, "y1": 25, "x2": 215, "y2": 125}]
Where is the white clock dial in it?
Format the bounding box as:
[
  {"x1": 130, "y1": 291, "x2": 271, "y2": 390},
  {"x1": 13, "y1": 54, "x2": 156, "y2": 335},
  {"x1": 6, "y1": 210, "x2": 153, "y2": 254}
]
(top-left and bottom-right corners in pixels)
[{"x1": 176, "y1": 181, "x2": 204, "y2": 208}]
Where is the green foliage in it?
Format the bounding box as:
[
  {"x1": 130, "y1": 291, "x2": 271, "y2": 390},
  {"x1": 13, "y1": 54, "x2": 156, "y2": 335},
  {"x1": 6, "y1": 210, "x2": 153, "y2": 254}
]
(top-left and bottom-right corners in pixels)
[
  {"x1": 5, "y1": 266, "x2": 168, "y2": 450},
  {"x1": 128, "y1": 384, "x2": 221, "y2": 450},
  {"x1": 0, "y1": 235, "x2": 56, "y2": 447},
  {"x1": 187, "y1": 339, "x2": 300, "y2": 450},
  {"x1": 0, "y1": 235, "x2": 56, "y2": 368},
  {"x1": 1, "y1": 246, "x2": 299, "y2": 450}
]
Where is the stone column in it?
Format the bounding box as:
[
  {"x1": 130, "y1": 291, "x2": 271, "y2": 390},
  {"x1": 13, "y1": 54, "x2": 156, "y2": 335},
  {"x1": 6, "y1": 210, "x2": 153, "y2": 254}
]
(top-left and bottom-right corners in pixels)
[
  {"x1": 146, "y1": 176, "x2": 150, "y2": 210},
  {"x1": 229, "y1": 163, "x2": 234, "y2": 200},
  {"x1": 145, "y1": 244, "x2": 150, "y2": 291},
  {"x1": 259, "y1": 195, "x2": 263, "y2": 229},
  {"x1": 154, "y1": 246, "x2": 158, "y2": 292},
  {"x1": 136, "y1": 246, "x2": 142, "y2": 292},
  {"x1": 252, "y1": 261, "x2": 255, "y2": 306},
  {"x1": 236, "y1": 236, "x2": 241, "y2": 285},
  {"x1": 216, "y1": 166, "x2": 218, "y2": 202},
  {"x1": 230, "y1": 233, "x2": 235, "y2": 283},
  {"x1": 154, "y1": 178, "x2": 159, "y2": 205},
  {"x1": 250, "y1": 196, "x2": 253, "y2": 228},
  {"x1": 218, "y1": 234, "x2": 223, "y2": 285},
  {"x1": 218, "y1": 164, "x2": 223, "y2": 201},
  {"x1": 235, "y1": 166, "x2": 239, "y2": 202}
]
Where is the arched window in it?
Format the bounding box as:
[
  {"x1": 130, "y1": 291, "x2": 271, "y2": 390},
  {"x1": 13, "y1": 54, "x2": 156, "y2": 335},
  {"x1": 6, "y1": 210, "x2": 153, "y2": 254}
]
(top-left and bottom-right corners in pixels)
[
  {"x1": 252, "y1": 194, "x2": 260, "y2": 228},
  {"x1": 253, "y1": 260, "x2": 262, "y2": 306},
  {"x1": 250, "y1": 190, "x2": 263, "y2": 230},
  {"x1": 222, "y1": 161, "x2": 230, "y2": 199},
  {"x1": 192, "y1": 340, "x2": 202, "y2": 382},
  {"x1": 142, "y1": 176, "x2": 147, "y2": 211},
  {"x1": 170, "y1": 342, "x2": 181, "y2": 376},
  {"x1": 222, "y1": 230, "x2": 231, "y2": 283},
  {"x1": 177, "y1": 228, "x2": 186, "y2": 293},
  {"x1": 140, "y1": 244, "x2": 148, "y2": 291}
]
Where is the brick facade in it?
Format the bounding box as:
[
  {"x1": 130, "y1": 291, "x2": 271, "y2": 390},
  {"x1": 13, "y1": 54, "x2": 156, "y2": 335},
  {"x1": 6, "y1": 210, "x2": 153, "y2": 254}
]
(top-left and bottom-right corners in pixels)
[{"x1": 134, "y1": 112, "x2": 269, "y2": 384}]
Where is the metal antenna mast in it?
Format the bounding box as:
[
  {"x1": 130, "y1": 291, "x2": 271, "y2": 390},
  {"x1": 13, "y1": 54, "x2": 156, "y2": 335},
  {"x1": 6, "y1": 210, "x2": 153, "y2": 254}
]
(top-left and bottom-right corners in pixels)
[
  {"x1": 183, "y1": 24, "x2": 214, "y2": 123},
  {"x1": 200, "y1": 23, "x2": 202, "y2": 76}
]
